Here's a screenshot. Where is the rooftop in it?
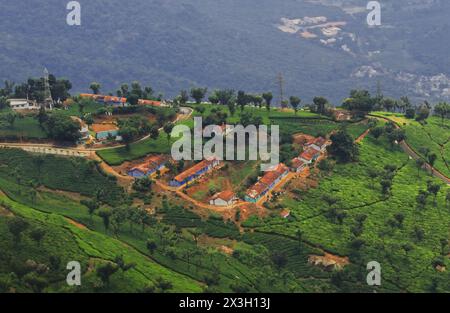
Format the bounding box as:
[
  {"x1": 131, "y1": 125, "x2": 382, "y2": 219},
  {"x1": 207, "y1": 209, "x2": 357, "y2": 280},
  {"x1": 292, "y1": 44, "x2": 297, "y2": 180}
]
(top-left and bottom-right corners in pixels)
[
  {"x1": 291, "y1": 158, "x2": 306, "y2": 168},
  {"x1": 173, "y1": 158, "x2": 218, "y2": 183},
  {"x1": 211, "y1": 190, "x2": 236, "y2": 202},
  {"x1": 138, "y1": 99, "x2": 162, "y2": 106},
  {"x1": 246, "y1": 182, "x2": 269, "y2": 199},
  {"x1": 247, "y1": 163, "x2": 288, "y2": 198},
  {"x1": 312, "y1": 137, "x2": 327, "y2": 147},
  {"x1": 300, "y1": 147, "x2": 321, "y2": 161},
  {"x1": 130, "y1": 155, "x2": 168, "y2": 173}
]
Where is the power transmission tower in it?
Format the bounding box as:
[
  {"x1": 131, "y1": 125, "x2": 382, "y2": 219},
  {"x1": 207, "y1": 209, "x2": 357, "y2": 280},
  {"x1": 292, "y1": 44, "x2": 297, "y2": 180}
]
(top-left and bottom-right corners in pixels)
[
  {"x1": 376, "y1": 80, "x2": 383, "y2": 99},
  {"x1": 277, "y1": 73, "x2": 285, "y2": 108},
  {"x1": 43, "y1": 68, "x2": 53, "y2": 110}
]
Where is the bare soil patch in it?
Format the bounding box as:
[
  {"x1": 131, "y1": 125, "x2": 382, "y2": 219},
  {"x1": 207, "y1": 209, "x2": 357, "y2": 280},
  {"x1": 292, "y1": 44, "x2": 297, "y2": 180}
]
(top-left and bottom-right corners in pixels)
[
  {"x1": 0, "y1": 205, "x2": 14, "y2": 217},
  {"x1": 308, "y1": 253, "x2": 350, "y2": 271},
  {"x1": 65, "y1": 217, "x2": 88, "y2": 230},
  {"x1": 197, "y1": 234, "x2": 236, "y2": 255}
]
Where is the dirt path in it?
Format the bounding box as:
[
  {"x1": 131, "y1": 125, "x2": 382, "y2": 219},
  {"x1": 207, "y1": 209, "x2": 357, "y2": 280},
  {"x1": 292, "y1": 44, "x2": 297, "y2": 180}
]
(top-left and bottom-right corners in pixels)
[
  {"x1": 355, "y1": 128, "x2": 370, "y2": 143},
  {"x1": 65, "y1": 217, "x2": 88, "y2": 230}
]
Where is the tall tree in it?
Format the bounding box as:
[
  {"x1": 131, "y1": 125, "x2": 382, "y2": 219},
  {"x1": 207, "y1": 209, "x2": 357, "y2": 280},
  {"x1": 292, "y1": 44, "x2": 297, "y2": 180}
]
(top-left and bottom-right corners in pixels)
[
  {"x1": 29, "y1": 227, "x2": 46, "y2": 247},
  {"x1": 190, "y1": 87, "x2": 207, "y2": 104},
  {"x1": 120, "y1": 84, "x2": 129, "y2": 97},
  {"x1": 254, "y1": 95, "x2": 263, "y2": 109},
  {"x1": 434, "y1": 102, "x2": 450, "y2": 125},
  {"x1": 89, "y1": 82, "x2": 101, "y2": 95},
  {"x1": 163, "y1": 123, "x2": 174, "y2": 143},
  {"x1": 7, "y1": 218, "x2": 29, "y2": 246},
  {"x1": 131, "y1": 81, "x2": 143, "y2": 98},
  {"x1": 428, "y1": 153, "x2": 437, "y2": 169},
  {"x1": 415, "y1": 158, "x2": 425, "y2": 177},
  {"x1": 387, "y1": 128, "x2": 406, "y2": 148},
  {"x1": 427, "y1": 181, "x2": 441, "y2": 206},
  {"x1": 96, "y1": 262, "x2": 119, "y2": 286},
  {"x1": 119, "y1": 126, "x2": 138, "y2": 151},
  {"x1": 262, "y1": 92, "x2": 273, "y2": 111},
  {"x1": 327, "y1": 130, "x2": 359, "y2": 163},
  {"x1": 342, "y1": 90, "x2": 374, "y2": 116},
  {"x1": 313, "y1": 96, "x2": 328, "y2": 114},
  {"x1": 179, "y1": 90, "x2": 189, "y2": 105},
  {"x1": 237, "y1": 90, "x2": 247, "y2": 112},
  {"x1": 98, "y1": 209, "x2": 112, "y2": 232},
  {"x1": 289, "y1": 96, "x2": 301, "y2": 114},
  {"x1": 208, "y1": 93, "x2": 219, "y2": 105},
  {"x1": 215, "y1": 89, "x2": 234, "y2": 105}
]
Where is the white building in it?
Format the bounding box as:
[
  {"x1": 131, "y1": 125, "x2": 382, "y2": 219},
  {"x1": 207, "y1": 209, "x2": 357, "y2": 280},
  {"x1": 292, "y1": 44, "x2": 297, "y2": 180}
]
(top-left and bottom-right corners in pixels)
[
  {"x1": 209, "y1": 191, "x2": 237, "y2": 207},
  {"x1": 9, "y1": 99, "x2": 40, "y2": 111}
]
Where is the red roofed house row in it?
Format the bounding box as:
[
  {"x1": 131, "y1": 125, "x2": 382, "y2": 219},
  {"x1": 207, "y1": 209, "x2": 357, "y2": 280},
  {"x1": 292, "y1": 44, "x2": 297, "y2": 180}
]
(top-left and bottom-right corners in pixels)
[
  {"x1": 170, "y1": 158, "x2": 221, "y2": 187},
  {"x1": 245, "y1": 163, "x2": 289, "y2": 203}
]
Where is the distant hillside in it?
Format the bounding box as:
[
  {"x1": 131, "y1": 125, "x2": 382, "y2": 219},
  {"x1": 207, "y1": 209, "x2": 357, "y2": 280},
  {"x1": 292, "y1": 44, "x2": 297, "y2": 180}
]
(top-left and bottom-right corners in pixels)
[{"x1": 1, "y1": 0, "x2": 450, "y2": 104}]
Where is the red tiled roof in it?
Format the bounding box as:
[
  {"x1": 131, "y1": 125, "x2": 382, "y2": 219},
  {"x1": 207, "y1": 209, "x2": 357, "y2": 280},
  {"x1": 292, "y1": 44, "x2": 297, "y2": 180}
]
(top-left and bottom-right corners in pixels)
[
  {"x1": 211, "y1": 190, "x2": 236, "y2": 202},
  {"x1": 300, "y1": 147, "x2": 320, "y2": 161},
  {"x1": 312, "y1": 137, "x2": 326, "y2": 147},
  {"x1": 246, "y1": 163, "x2": 288, "y2": 198},
  {"x1": 130, "y1": 155, "x2": 168, "y2": 173},
  {"x1": 260, "y1": 171, "x2": 281, "y2": 186},
  {"x1": 246, "y1": 182, "x2": 269, "y2": 199},
  {"x1": 104, "y1": 96, "x2": 127, "y2": 103},
  {"x1": 80, "y1": 93, "x2": 97, "y2": 98},
  {"x1": 173, "y1": 158, "x2": 218, "y2": 183},
  {"x1": 138, "y1": 99, "x2": 162, "y2": 106},
  {"x1": 291, "y1": 158, "x2": 306, "y2": 168}
]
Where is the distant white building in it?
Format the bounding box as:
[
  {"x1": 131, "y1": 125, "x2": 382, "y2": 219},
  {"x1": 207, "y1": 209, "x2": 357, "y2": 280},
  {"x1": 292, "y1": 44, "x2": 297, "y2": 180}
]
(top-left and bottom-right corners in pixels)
[{"x1": 8, "y1": 99, "x2": 40, "y2": 111}]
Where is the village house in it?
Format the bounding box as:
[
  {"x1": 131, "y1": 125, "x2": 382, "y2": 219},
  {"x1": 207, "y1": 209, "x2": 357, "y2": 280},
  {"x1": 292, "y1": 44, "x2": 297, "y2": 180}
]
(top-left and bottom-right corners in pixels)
[
  {"x1": 95, "y1": 95, "x2": 127, "y2": 107},
  {"x1": 80, "y1": 125, "x2": 90, "y2": 141},
  {"x1": 169, "y1": 158, "x2": 221, "y2": 187},
  {"x1": 128, "y1": 155, "x2": 168, "y2": 178},
  {"x1": 209, "y1": 190, "x2": 237, "y2": 207},
  {"x1": 299, "y1": 147, "x2": 321, "y2": 164},
  {"x1": 245, "y1": 163, "x2": 289, "y2": 203},
  {"x1": 331, "y1": 109, "x2": 352, "y2": 121},
  {"x1": 290, "y1": 157, "x2": 307, "y2": 173},
  {"x1": 91, "y1": 123, "x2": 120, "y2": 141},
  {"x1": 80, "y1": 93, "x2": 127, "y2": 107},
  {"x1": 70, "y1": 116, "x2": 90, "y2": 142},
  {"x1": 8, "y1": 99, "x2": 40, "y2": 111},
  {"x1": 306, "y1": 137, "x2": 328, "y2": 152},
  {"x1": 138, "y1": 99, "x2": 165, "y2": 107}
]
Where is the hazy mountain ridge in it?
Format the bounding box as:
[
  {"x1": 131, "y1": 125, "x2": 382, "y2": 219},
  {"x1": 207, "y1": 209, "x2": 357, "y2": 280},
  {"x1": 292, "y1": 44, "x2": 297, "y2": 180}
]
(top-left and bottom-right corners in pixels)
[{"x1": 0, "y1": 0, "x2": 449, "y2": 104}]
